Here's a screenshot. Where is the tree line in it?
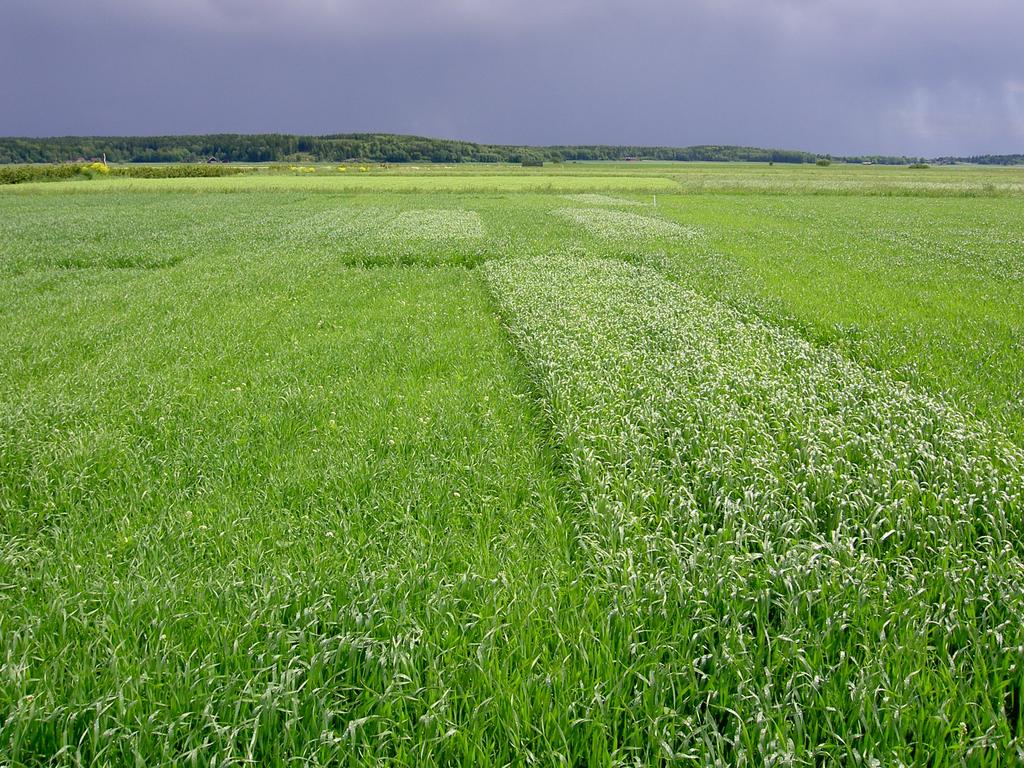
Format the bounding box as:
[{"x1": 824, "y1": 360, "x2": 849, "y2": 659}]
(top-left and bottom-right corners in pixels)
[
  {"x1": 0, "y1": 133, "x2": 1019, "y2": 165},
  {"x1": 0, "y1": 134, "x2": 821, "y2": 164}
]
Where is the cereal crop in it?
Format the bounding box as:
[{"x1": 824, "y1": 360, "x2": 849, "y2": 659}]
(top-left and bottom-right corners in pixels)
[{"x1": 2, "y1": 162, "x2": 1023, "y2": 766}]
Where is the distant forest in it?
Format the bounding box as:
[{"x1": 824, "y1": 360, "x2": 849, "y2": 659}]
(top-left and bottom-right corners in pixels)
[{"x1": 0, "y1": 133, "x2": 1020, "y2": 166}]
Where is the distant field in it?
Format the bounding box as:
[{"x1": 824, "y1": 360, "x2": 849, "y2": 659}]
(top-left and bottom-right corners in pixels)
[
  {"x1": 2, "y1": 163, "x2": 1023, "y2": 765},
  {"x1": 2, "y1": 171, "x2": 679, "y2": 195}
]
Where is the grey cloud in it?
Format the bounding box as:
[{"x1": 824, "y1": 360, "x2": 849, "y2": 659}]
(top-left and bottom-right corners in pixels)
[{"x1": 2, "y1": 0, "x2": 1022, "y2": 155}]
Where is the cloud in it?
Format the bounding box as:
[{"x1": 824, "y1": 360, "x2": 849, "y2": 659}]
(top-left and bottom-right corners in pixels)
[{"x1": 2, "y1": 0, "x2": 1023, "y2": 155}]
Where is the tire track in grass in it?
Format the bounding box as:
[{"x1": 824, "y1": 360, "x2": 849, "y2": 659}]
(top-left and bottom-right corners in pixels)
[{"x1": 483, "y1": 253, "x2": 1024, "y2": 765}]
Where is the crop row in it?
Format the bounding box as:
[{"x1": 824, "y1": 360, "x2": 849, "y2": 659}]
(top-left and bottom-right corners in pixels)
[{"x1": 483, "y1": 254, "x2": 1024, "y2": 764}]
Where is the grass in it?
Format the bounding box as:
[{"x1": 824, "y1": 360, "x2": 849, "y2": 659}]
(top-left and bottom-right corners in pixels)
[
  {"x1": 485, "y1": 253, "x2": 1024, "y2": 764},
  {"x1": 1, "y1": 163, "x2": 1023, "y2": 765},
  {"x1": 648, "y1": 193, "x2": 1024, "y2": 443},
  {"x1": 0, "y1": 257, "x2": 571, "y2": 764},
  {"x1": 0, "y1": 172, "x2": 679, "y2": 196},
  {"x1": 664, "y1": 162, "x2": 1024, "y2": 197},
  {"x1": 551, "y1": 206, "x2": 702, "y2": 240}
]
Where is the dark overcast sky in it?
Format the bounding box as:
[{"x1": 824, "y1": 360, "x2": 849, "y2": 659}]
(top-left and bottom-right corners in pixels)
[{"x1": 2, "y1": 0, "x2": 1022, "y2": 156}]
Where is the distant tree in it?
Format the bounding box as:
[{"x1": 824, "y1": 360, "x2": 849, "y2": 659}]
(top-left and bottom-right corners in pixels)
[{"x1": 3, "y1": 134, "x2": 1015, "y2": 167}]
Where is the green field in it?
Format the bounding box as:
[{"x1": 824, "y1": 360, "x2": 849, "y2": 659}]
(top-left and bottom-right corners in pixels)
[{"x1": 2, "y1": 163, "x2": 1024, "y2": 765}]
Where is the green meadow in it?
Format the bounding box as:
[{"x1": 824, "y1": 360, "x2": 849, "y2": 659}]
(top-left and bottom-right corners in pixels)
[{"x1": 2, "y1": 163, "x2": 1024, "y2": 765}]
